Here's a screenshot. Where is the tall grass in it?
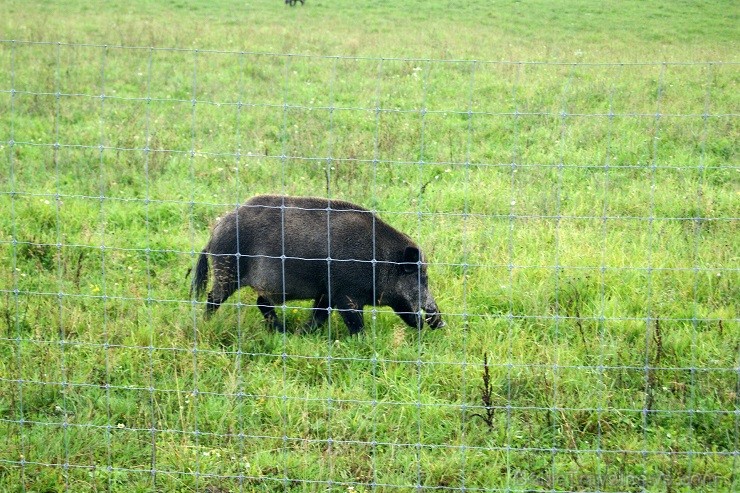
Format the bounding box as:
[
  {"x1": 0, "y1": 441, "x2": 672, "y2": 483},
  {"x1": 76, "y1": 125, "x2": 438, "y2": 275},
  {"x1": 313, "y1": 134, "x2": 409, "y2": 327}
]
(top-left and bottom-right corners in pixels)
[{"x1": 1, "y1": 1, "x2": 738, "y2": 491}]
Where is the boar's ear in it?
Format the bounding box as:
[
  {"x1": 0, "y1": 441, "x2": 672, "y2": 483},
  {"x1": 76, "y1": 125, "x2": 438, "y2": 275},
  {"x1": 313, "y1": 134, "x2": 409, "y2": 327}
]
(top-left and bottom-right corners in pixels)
[{"x1": 401, "y1": 246, "x2": 421, "y2": 273}]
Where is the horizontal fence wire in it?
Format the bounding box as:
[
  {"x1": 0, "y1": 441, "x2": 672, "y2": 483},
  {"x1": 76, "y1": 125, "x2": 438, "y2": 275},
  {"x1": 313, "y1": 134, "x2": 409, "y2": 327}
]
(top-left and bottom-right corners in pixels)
[{"x1": 1, "y1": 40, "x2": 739, "y2": 492}]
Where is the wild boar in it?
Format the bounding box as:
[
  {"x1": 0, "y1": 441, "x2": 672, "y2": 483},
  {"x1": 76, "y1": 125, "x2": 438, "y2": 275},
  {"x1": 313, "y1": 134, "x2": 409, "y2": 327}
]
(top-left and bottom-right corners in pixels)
[{"x1": 190, "y1": 194, "x2": 444, "y2": 334}]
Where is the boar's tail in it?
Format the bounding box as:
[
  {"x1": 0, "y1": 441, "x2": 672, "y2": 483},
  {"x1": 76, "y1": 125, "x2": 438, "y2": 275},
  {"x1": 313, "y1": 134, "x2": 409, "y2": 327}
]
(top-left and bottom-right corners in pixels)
[{"x1": 190, "y1": 249, "x2": 210, "y2": 299}]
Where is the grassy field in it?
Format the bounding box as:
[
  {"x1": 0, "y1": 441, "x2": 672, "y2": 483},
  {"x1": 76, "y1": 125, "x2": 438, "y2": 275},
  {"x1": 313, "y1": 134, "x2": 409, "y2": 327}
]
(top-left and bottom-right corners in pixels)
[{"x1": 1, "y1": 0, "x2": 738, "y2": 491}]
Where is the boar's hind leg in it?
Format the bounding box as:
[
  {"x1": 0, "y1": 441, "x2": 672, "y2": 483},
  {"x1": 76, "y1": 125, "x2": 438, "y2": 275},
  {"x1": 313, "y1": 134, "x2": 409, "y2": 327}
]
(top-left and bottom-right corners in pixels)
[
  {"x1": 256, "y1": 295, "x2": 286, "y2": 332},
  {"x1": 336, "y1": 296, "x2": 364, "y2": 335},
  {"x1": 205, "y1": 280, "x2": 236, "y2": 318},
  {"x1": 204, "y1": 257, "x2": 240, "y2": 318}
]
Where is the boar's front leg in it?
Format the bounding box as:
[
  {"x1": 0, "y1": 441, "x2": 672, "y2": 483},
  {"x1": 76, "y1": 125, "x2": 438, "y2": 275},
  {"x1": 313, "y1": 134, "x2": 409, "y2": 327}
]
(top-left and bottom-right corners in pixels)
[
  {"x1": 392, "y1": 301, "x2": 422, "y2": 329},
  {"x1": 397, "y1": 311, "x2": 422, "y2": 329},
  {"x1": 305, "y1": 294, "x2": 330, "y2": 331},
  {"x1": 256, "y1": 295, "x2": 286, "y2": 332},
  {"x1": 336, "y1": 295, "x2": 364, "y2": 335}
]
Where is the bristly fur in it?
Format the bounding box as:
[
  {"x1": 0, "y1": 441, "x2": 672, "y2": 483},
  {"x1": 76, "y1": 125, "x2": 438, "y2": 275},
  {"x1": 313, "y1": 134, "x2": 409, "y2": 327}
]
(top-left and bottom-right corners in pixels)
[{"x1": 189, "y1": 194, "x2": 444, "y2": 334}]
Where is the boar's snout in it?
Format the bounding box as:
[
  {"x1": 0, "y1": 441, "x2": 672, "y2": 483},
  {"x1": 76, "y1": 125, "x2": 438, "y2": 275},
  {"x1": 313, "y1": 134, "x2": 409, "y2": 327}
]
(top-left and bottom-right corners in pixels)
[
  {"x1": 423, "y1": 300, "x2": 445, "y2": 329},
  {"x1": 425, "y1": 311, "x2": 445, "y2": 329}
]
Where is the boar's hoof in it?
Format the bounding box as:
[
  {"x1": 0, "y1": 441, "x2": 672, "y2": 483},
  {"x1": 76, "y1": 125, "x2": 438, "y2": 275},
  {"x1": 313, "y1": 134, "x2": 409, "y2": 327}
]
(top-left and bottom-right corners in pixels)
[{"x1": 265, "y1": 317, "x2": 286, "y2": 333}]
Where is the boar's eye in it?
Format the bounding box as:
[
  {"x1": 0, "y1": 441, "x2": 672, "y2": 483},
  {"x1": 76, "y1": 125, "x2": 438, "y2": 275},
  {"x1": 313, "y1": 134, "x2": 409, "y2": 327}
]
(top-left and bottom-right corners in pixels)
[{"x1": 401, "y1": 261, "x2": 417, "y2": 274}]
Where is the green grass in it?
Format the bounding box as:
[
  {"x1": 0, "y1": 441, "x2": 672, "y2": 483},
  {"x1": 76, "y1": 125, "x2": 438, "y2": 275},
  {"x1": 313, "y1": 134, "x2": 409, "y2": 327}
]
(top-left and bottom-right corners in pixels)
[{"x1": 1, "y1": 0, "x2": 739, "y2": 491}]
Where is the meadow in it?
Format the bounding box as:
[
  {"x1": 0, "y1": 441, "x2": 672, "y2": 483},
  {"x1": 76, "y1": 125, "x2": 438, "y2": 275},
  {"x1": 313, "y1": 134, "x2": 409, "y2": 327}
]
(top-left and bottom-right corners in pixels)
[{"x1": 0, "y1": 0, "x2": 738, "y2": 491}]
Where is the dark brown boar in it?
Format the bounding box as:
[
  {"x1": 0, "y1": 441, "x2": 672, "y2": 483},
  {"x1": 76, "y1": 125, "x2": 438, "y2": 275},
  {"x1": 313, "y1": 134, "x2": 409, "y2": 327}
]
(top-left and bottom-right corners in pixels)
[{"x1": 190, "y1": 195, "x2": 444, "y2": 334}]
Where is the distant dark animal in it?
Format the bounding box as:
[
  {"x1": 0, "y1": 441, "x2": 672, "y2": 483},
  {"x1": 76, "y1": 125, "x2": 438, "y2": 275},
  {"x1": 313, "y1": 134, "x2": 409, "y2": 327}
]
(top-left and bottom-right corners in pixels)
[
  {"x1": 190, "y1": 195, "x2": 444, "y2": 335},
  {"x1": 285, "y1": 0, "x2": 304, "y2": 6}
]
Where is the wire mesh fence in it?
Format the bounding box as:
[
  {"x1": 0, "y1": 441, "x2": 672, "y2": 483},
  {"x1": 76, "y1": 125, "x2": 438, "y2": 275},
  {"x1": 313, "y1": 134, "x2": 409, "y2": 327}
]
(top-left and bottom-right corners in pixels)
[{"x1": 0, "y1": 40, "x2": 738, "y2": 492}]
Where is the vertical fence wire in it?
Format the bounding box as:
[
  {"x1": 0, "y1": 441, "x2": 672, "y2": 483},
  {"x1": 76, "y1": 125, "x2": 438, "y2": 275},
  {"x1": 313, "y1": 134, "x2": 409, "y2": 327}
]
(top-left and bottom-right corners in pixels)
[
  {"x1": 505, "y1": 61, "x2": 523, "y2": 490},
  {"x1": 686, "y1": 61, "x2": 712, "y2": 483},
  {"x1": 415, "y1": 59, "x2": 429, "y2": 492},
  {"x1": 370, "y1": 56, "x2": 385, "y2": 493},
  {"x1": 459, "y1": 58, "x2": 477, "y2": 491},
  {"x1": 325, "y1": 54, "x2": 338, "y2": 488},
  {"x1": 550, "y1": 62, "x2": 572, "y2": 490},
  {"x1": 97, "y1": 43, "x2": 114, "y2": 492},
  {"x1": 51, "y1": 41, "x2": 71, "y2": 492},
  {"x1": 641, "y1": 63, "x2": 665, "y2": 489},
  {"x1": 7, "y1": 39, "x2": 27, "y2": 493},
  {"x1": 188, "y1": 46, "x2": 202, "y2": 491},
  {"x1": 279, "y1": 53, "x2": 290, "y2": 493},
  {"x1": 233, "y1": 49, "x2": 246, "y2": 493},
  {"x1": 0, "y1": 41, "x2": 738, "y2": 492},
  {"x1": 143, "y1": 44, "x2": 157, "y2": 489},
  {"x1": 595, "y1": 61, "x2": 620, "y2": 491}
]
